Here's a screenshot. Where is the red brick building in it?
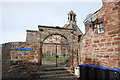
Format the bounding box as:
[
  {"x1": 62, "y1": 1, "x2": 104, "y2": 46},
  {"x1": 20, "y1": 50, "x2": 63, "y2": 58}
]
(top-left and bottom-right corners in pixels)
[{"x1": 79, "y1": 0, "x2": 120, "y2": 69}]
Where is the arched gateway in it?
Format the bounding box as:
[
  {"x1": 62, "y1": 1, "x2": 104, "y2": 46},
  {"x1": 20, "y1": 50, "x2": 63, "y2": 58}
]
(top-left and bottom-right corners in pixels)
[
  {"x1": 26, "y1": 10, "x2": 83, "y2": 67},
  {"x1": 42, "y1": 34, "x2": 70, "y2": 67}
]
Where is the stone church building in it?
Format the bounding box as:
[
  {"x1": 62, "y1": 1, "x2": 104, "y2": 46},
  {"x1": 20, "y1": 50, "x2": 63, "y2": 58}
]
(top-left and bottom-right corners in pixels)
[{"x1": 1, "y1": 0, "x2": 120, "y2": 78}]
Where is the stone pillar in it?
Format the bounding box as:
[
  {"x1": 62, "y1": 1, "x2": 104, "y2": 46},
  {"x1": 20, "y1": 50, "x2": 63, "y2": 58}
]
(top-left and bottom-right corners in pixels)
[
  {"x1": 38, "y1": 29, "x2": 44, "y2": 65},
  {"x1": 38, "y1": 44, "x2": 42, "y2": 65},
  {"x1": 73, "y1": 50, "x2": 79, "y2": 67},
  {"x1": 69, "y1": 49, "x2": 74, "y2": 73},
  {"x1": 69, "y1": 49, "x2": 74, "y2": 67}
]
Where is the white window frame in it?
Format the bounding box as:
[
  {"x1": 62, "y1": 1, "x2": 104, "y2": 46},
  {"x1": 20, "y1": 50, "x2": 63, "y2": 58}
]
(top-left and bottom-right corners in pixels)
[{"x1": 97, "y1": 22, "x2": 104, "y2": 33}]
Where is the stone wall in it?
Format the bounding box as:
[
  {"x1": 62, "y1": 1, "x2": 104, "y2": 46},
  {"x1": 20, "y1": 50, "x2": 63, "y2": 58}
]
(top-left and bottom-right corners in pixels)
[
  {"x1": 10, "y1": 42, "x2": 39, "y2": 63},
  {"x1": 26, "y1": 30, "x2": 40, "y2": 45},
  {"x1": 2, "y1": 25, "x2": 82, "y2": 75},
  {"x1": 79, "y1": 1, "x2": 120, "y2": 69},
  {"x1": 2, "y1": 42, "x2": 40, "y2": 77},
  {"x1": 2, "y1": 43, "x2": 11, "y2": 77}
]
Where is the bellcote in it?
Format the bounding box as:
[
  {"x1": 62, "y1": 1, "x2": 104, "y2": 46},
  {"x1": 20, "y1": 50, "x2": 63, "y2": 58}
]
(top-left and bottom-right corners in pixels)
[{"x1": 68, "y1": 10, "x2": 77, "y2": 24}]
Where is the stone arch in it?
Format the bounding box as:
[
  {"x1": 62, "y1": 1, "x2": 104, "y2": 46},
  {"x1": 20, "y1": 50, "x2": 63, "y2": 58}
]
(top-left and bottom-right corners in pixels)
[
  {"x1": 41, "y1": 33, "x2": 71, "y2": 66},
  {"x1": 38, "y1": 26, "x2": 75, "y2": 66},
  {"x1": 40, "y1": 27, "x2": 74, "y2": 48},
  {"x1": 42, "y1": 33, "x2": 69, "y2": 45}
]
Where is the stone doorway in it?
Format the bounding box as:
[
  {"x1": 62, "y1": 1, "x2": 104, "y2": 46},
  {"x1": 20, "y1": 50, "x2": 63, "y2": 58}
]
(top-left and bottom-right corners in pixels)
[{"x1": 42, "y1": 34, "x2": 70, "y2": 67}]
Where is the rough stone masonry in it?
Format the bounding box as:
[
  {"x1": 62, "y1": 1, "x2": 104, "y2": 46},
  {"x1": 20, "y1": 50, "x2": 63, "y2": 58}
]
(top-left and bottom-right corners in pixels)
[
  {"x1": 1, "y1": 10, "x2": 83, "y2": 78},
  {"x1": 1, "y1": 0, "x2": 120, "y2": 79}
]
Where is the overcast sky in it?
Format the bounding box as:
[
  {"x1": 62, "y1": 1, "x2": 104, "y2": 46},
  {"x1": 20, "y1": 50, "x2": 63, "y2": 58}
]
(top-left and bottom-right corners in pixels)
[{"x1": 0, "y1": 0, "x2": 103, "y2": 44}]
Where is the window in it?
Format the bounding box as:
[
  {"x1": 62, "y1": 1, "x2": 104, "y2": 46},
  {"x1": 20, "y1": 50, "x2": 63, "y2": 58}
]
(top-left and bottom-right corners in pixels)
[
  {"x1": 97, "y1": 22, "x2": 104, "y2": 33},
  {"x1": 73, "y1": 15, "x2": 75, "y2": 21},
  {"x1": 70, "y1": 14, "x2": 72, "y2": 20},
  {"x1": 78, "y1": 35, "x2": 81, "y2": 42}
]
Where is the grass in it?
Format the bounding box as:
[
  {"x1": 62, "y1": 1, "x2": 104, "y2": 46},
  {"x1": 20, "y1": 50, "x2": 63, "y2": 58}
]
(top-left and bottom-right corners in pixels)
[{"x1": 42, "y1": 56, "x2": 69, "y2": 61}]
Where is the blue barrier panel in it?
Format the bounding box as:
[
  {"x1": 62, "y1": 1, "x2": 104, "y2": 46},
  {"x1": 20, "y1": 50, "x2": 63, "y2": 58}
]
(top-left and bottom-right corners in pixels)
[
  {"x1": 80, "y1": 64, "x2": 91, "y2": 67},
  {"x1": 79, "y1": 64, "x2": 91, "y2": 80},
  {"x1": 109, "y1": 68, "x2": 120, "y2": 80},
  {"x1": 96, "y1": 66, "x2": 109, "y2": 80},
  {"x1": 98, "y1": 66, "x2": 109, "y2": 70},
  {"x1": 79, "y1": 64, "x2": 120, "y2": 80},
  {"x1": 109, "y1": 68, "x2": 120, "y2": 72},
  {"x1": 89, "y1": 65, "x2": 100, "y2": 68},
  {"x1": 17, "y1": 48, "x2": 33, "y2": 51},
  {"x1": 87, "y1": 65, "x2": 97, "y2": 80}
]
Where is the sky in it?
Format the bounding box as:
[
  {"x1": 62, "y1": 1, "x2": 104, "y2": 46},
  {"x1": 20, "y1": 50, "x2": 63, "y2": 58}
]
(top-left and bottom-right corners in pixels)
[{"x1": 0, "y1": 0, "x2": 103, "y2": 44}]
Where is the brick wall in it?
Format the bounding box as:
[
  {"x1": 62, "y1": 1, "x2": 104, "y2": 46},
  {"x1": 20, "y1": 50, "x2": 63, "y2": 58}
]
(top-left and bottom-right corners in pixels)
[
  {"x1": 118, "y1": 1, "x2": 120, "y2": 68},
  {"x1": 79, "y1": 1, "x2": 120, "y2": 69}
]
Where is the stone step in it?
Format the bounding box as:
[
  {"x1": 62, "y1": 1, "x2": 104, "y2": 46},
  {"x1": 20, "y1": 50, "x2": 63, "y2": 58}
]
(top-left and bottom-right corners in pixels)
[
  {"x1": 35, "y1": 78, "x2": 79, "y2": 80},
  {"x1": 35, "y1": 70, "x2": 70, "y2": 75},
  {"x1": 39, "y1": 73, "x2": 76, "y2": 79},
  {"x1": 37, "y1": 68, "x2": 77, "y2": 79},
  {"x1": 41, "y1": 67, "x2": 68, "y2": 71},
  {"x1": 30, "y1": 72, "x2": 77, "y2": 79},
  {"x1": 42, "y1": 68, "x2": 66, "y2": 71}
]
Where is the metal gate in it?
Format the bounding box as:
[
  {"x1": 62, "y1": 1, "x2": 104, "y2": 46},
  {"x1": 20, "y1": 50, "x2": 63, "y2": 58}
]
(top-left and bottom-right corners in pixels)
[{"x1": 42, "y1": 34, "x2": 70, "y2": 67}]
